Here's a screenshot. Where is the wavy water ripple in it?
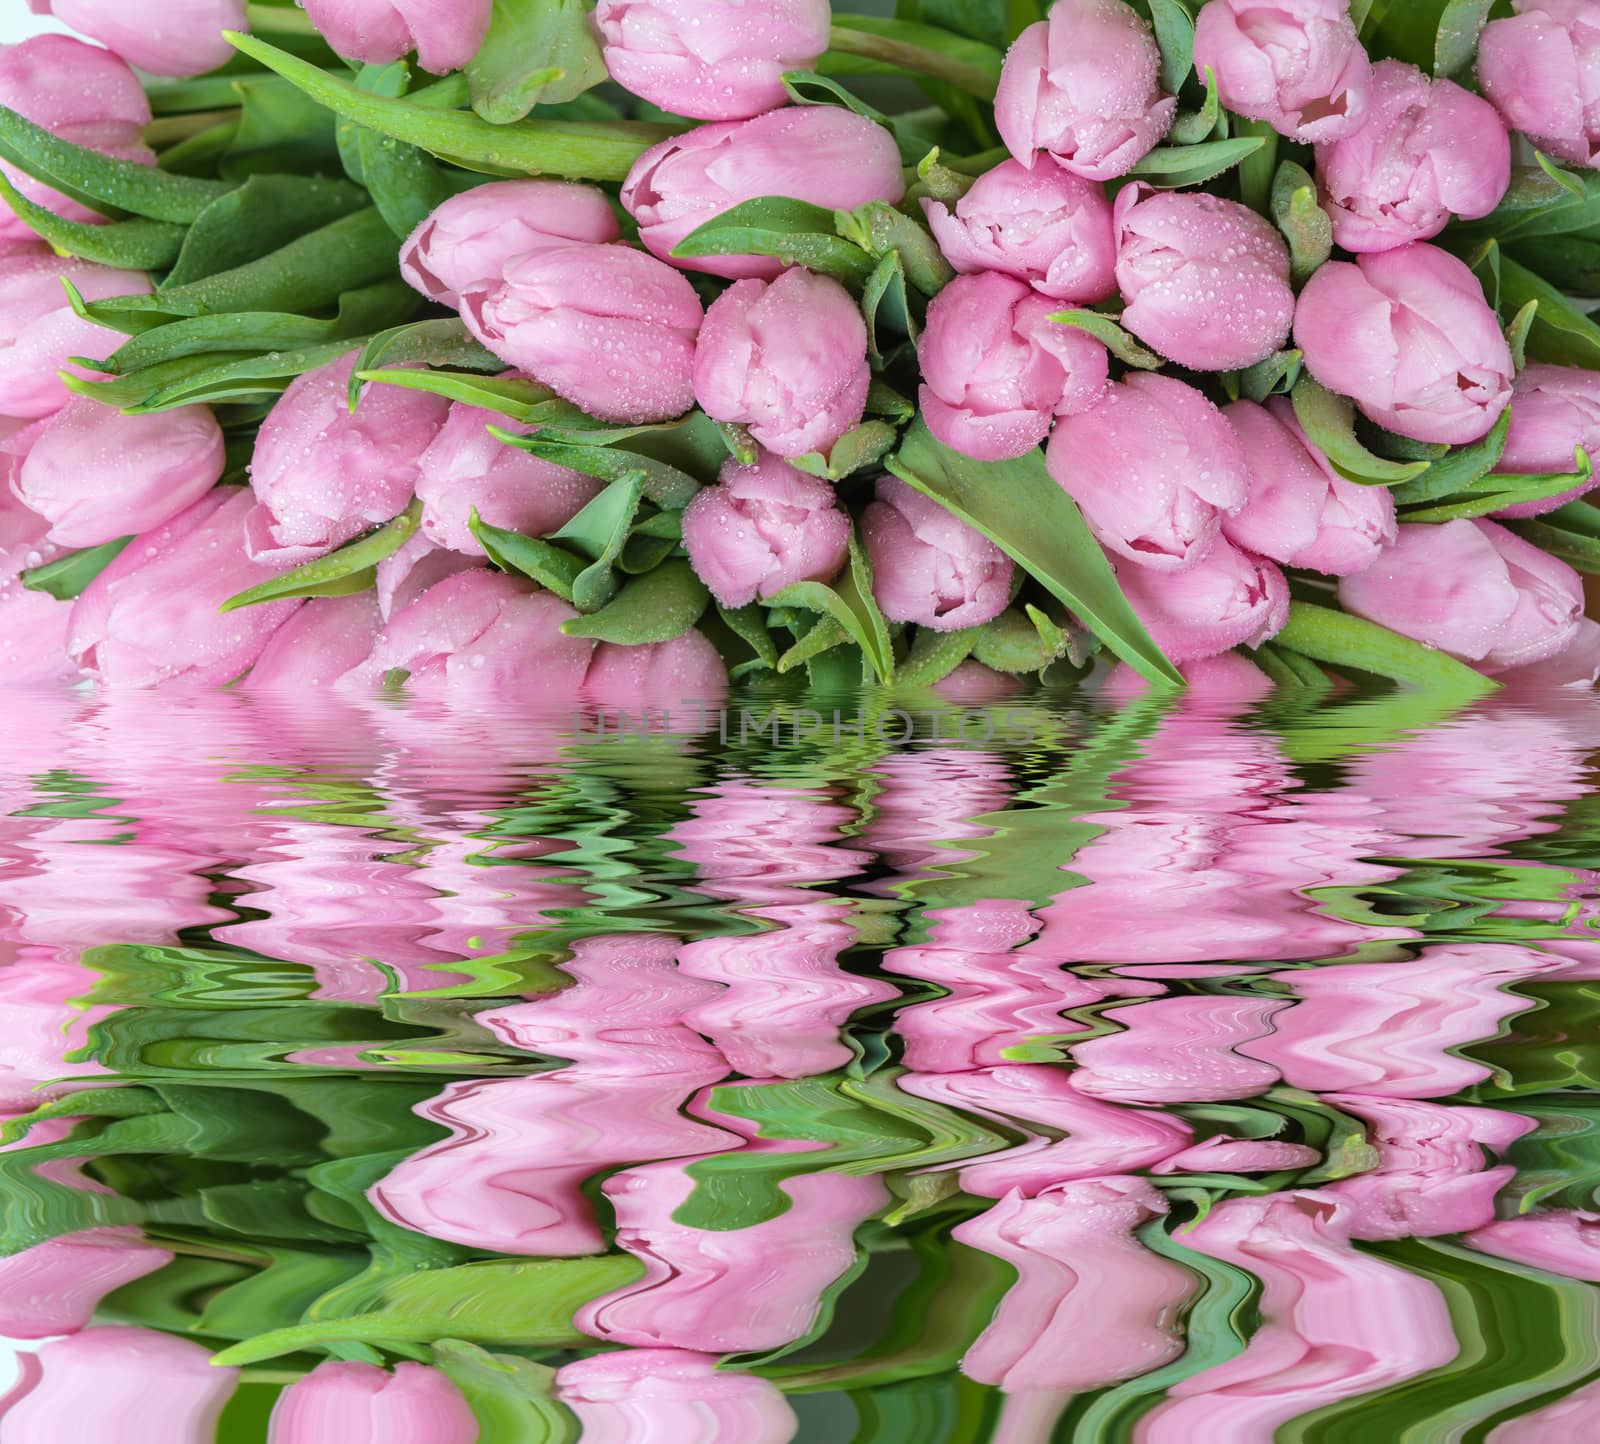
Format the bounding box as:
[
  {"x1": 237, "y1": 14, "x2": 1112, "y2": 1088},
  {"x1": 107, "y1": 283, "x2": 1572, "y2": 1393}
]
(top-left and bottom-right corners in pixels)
[{"x1": 2, "y1": 683, "x2": 1600, "y2": 1439}]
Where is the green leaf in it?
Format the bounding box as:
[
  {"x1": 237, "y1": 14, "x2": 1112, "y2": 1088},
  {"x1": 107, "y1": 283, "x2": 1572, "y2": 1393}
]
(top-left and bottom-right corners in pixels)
[
  {"x1": 495, "y1": 432, "x2": 703, "y2": 510},
  {"x1": 672, "y1": 196, "x2": 877, "y2": 289},
  {"x1": 1237, "y1": 348, "x2": 1302, "y2": 404},
  {"x1": 357, "y1": 367, "x2": 566, "y2": 423},
  {"x1": 560, "y1": 559, "x2": 709, "y2": 643},
  {"x1": 209, "y1": 1256, "x2": 644, "y2": 1365},
  {"x1": 1169, "y1": 65, "x2": 1222, "y2": 147},
  {"x1": 0, "y1": 169, "x2": 184, "y2": 268},
  {"x1": 1386, "y1": 407, "x2": 1513, "y2": 506},
  {"x1": 224, "y1": 31, "x2": 675, "y2": 180},
  {"x1": 789, "y1": 420, "x2": 901, "y2": 482},
  {"x1": 19, "y1": 538, "x2": 132, "y2": 601},
  {"x1": 861, "y1": 250, "x2": 915, "y2": 370},
  {"x1": 470, "y1": 511, "x2": 585, "y2": 602},
  {"x1": 551, "y1": 473, "x2": 647, "y2": 612},
  {"x1": 1147, "y1": 0, "x2": 1196, "y2": 95},
  {"x1": 770, "y1": 532, "x2": 896, "y2": 682},
  {"x1": 1401, "y1": 448, "x2": 1594, "y2": 522},
  {"x1": 1509, "y1": 507, "x2": 1600, "y2": 573},
  {"x1": 886, "y1": 417, "x2": 1182, "y2": 686},
  {"x1": 1497, "y1": 253, "x2": 1600, "y2": 368},
  {"x1": 1456, "y1": 165, "x2": 1600, "y2": 246},
  {"x1": 1048, "y1": 310, "x2": 1164, "y2": 369},
  {"x1": 836, "y1": 200, "x2": 954, "y2": 296},
  {"x1": 1435, "y1": 0, "x2": 1496, "y2": 76},
  {"x1": 1535, "y1": 148, "x2": 1588, "y2": 199},
  {"x1": 1505, "y1": 298, "x2": 1539, "y2": 370},
  {"x1": 1273, "y1": 601, "x2": 1498, "y2": 695},
  {"x1": 1271, "y1": 161, "x2": 1332, "y2": 288},
  {"x1": 81, "y1": 341, "x2": 360, "y2": 414},
  {"x1": 224, "y1": 72, "x2": 341, "y2": 178},
  {"x1": 718, "y1": 603, "x2": 780, "y2": 669},
  {"x1": 433, "y1": 1342, "x2": 579, "y2": 1444},
  {"x1": 971, "y1": 606, "x2": 1069, "y2": 674},
  {"x1": 468, "y1": 0, "x2": 607, "y2": 122},
  {"x1": 897, "y1": 624, "x2": 979, "y2": 686},
  {"x1": 1126, "y1": 135, "x2": 1265, "y2": 188},
  {"x1": 824, "y1": 14, "x2": 1004, "y2": 98},
  {"x1": 1291, "y1": 377, "x2": 1431, "y2": 485},
  {"x1": 0, "y1": 103, "x2": 233, "y2": 223},
  {"x1": 220, "y1": 502, "x2": 421, "y2": 612}
]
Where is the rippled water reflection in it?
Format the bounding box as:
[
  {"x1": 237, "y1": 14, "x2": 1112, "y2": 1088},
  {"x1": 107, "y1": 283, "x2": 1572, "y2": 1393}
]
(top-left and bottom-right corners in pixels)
[{"x1": 5, "y1": 677, "x2": 1600, "y2": 1441}]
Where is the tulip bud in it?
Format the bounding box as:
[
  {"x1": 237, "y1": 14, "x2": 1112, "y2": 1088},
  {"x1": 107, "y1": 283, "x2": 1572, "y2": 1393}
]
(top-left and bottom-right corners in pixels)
[
  {"x1": 1500, "y1": 616, "x2": 1600, "y2": 688},
  {"x1": 35, "y1": 0, "x2": 248, "y2": 78},
  {"x1": 414, "y1": 402, "x2": 602, "y2": 556},
  {"x1": 995, "y1": 0, "x2": 1176, "y2": 180},
  {"x1": 399, "y1": 181, "x2": 621, "y2": 308},
  {"x1": 245, "y1": 353, "x2": 451, "y2": 566},
  {"x1": 623, "y1": 108, "x2": 905, "y2": 280},
  {"x1": 918, "y1": 271, "x2": 1109, "y2": 461},
  {"x1": 267, "y1": 1361, "x2": 478, "y2": 1444},
  {"x1": 0, "y1": 1229, "x2": 172, "y2": 1339},
  {"x1": 1465, "y1": 1209, "x2": 1600, "y2": 1282},
  {"x1": 15, "y1": 399, "x2": 225, "y2": 548},
  {"x1": 1114, "y1": 186, "x2": 1295, "y2": 370},
  {"x1": 922, "y1": 155, "x2": 1117, "y2": 303},
  {"x1": 1193, "y1": 0, "x2": 1372, "y2": 142},
  {"x1": 1115, "y1": 537, "x2": 1290, "y2": 662},
  {"x1": 595, "y1": 0, "x2": 832, "y2": 121},
  {"x1": 465, "y1": 244, "x2": 703, "y2": 426},
  {"x1": 556, "y1": 1350, "x2": 798, "y2": 1444},
  {"x1": 300, "y1": 0, "x2": 492, "y2": 73},
  {"x1": 0, "y1": 1326, "x2": 237, "y2": 1441},
  {"x1": 0, "y1": 36, "x2": 153, "y2": 245},
  {"x1": 862, "y1": 476, "x2": 1013, "y2": 632},
  {"x1": 681, "y1": 450, "x2": 850, "y2": 606},
  {"x1": 1317, "y1": 60, "x2": 1510, "y2": 253},
  {"x1": 1479, "y1": 0, "x2": 1600, "y2": 170},
  {"x1": 1295, "y1": 242, "x2": 1514, "y2": 444},
  {"x1": 1339, "y1": 518, "x2": 1582, "y2": 670},
  {"x1": 1489, "y1": 364, "x2": 1600, "y2": 517},
  {"x1": 240, "y1": 593, "x2": 382, "y2": 691},
  {"x1": 348, "y1": 569, "x2": 597, "y2": 697},
  {"x1": 693, "y1": 267, "x2": 869, "y2": 457},
  {"x1": 1047, "y1": 373, "x2": 1250, "y2": 570},
  {"x1": 68, "y1": 488, "x2": 303, "y2": 687},
  {"x1": 1222, "y1": 397, "x2": 1397, "y2": 575},
  {"x1": 583, "y1": 629, "x2": 729, "y2": 709}
]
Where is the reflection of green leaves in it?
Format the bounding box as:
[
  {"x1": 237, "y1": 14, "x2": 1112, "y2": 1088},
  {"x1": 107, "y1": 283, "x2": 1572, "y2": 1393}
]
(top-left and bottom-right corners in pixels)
[
  {"x1": 887, "y1": 418, "x2": 1181, "y2": 686},
  {"x1": 220, "y1": 502, "x2": 421, "y2": 612}
]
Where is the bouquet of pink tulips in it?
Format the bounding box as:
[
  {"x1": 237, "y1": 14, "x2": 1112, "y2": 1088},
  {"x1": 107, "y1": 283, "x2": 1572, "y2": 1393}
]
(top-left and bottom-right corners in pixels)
[{"x1": 3, "y1": 0, "x2": 1600, "y2": 695}]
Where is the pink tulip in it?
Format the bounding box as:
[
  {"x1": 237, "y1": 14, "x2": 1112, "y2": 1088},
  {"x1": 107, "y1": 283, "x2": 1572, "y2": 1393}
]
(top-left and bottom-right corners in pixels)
[
  {"x1": 1193, "y1": 0, "x2": 1371, "y2": 142},
  {"x1": 1141, "y1": 1192, "x2": 1456, "y2": 1443},
  {"x1": 918, "y1": 270, "x2": 1109, "y2": 461},
  {"x1": 0, "y1": 249, "x2": 151, "y2": 419},
  {"x1": 693, "y1": 267, "x2": 868, "y2": 457},
  {"x1": 923, "y1": 154, "x2": 1116, "y2": 302},
  {"x1": 1318, "y1": 60, "x2": 1510, "y2": 253},
  {"x1": 952, "y1": 1176, "x2": 1196, "y2": 1392},
  {"x1": 1490, "y1": 364, "x2": 1600, "y2": 516},
  {"x1": 35, "y1": 0, "x2": 247, "y2": 78},
  {"x1": 1323, "y1": 1096, "x2": 1534, "y2": 1241},
  {"x1": 1339, "y1": 518, "x2": 1582, "y2": 670},
  {"x1": 861, "y1": 476, "x2": 1013, "y2": 632},
  {"x1": 1047, "y1": 374, "x2": 1250, "y2": 570},
  {"x1": 595, "y1": 0, "x2": 830, "y2": 120},
  {"x1": 0, "y1": 1326, "x2": 238, "y2": 1442},
  {"x1": 1240, "y1": 943, "x2": 1571, "y2": 1097},
  {"x1": 1115, "y1": 524, "x2": 1284, "y2": 662},
  {"x1": 414, "y1": 402, "x2": 601, "y2": 555},
  {"x1": 465, "y1": 244, "x2": 703, "y2": 426},
  {"x1": 578, "y1": 1157, "x2": 886, "y2": 1352},
  {"x1": 1464, "y1": 1209, "x2": 1600, "y2": 1282},
  {"x1": 681, "y1": 450, "x2": 850, "y2": 607},
  {"x1": 1101, "y1": 649, "x2": 1274, "y2": 703},
  {"x1": 369, "y1": 935, "x2": 732, "y2": 1255},
  {"x1": 624, "y1": 107, "x2": 904, "y2": 280},
  {"x1": 246, "y1": 353, "x2": 449, "y2": 566},
  {"x1": 555, "y1": 1350, "x2": 797, "y2": 1444},
  {"x1": 0, "y1": 36, "x2": 152, "y2": 245},
  {"x1": 15, "y1": 399, "x2": 224, "y2": 548},
  {"x1": 399, "y1": 181, "x2": 621, "y2": 308},
  {"x1": 1479, "y1": 0, "x2": 1600, "y2": 170},
  {"x1": 1151, "y1": 1136, "x2": 1323, "y2": 1175},
  {"x1": 0, "y1": 1229, "x2": 171, "y2": 1339},
  {"x1": 345, "y1": 570, "x2": 595, "y2": 699},
  {"x1": 1295, "y1": 242, "x2": 1514, "y2": 444},
  {"x1": 267, "y1": 1362, "x2": 476, "y2": 1444},
  {"x1": 300, "y1": 0, "x2": 491, "y2": 73},
  {"x1": 1114, "y1": 187, "x2": 1295, "y2": 370},
  {"x1": 995, "y1": 0, "x2": 1176, "y2": 180},
  {"x1": 68, "y1": 488, "x2": 302, "y2": 686},
  {"x1": 901, "y1": 1067, "x2": 1190, "y2": 1197},
  {"x1": 239, "y1": 593, "x2": 382, "y2": 690},
  {"x1": 1489, "y1": 1376, "x2": 1600, "y2": 1442},
  {"x1": 374, "y1": 530, "x2": 474, "y2": 618},
  {"x1": 1500, "y1": 615, "x2": 1600, "y2": 687},
  {"x1": 0, "y1": 461, "x2": 74, "y2": 685},
  {"x1": 1222, "y1": 397, "x2": 1396, "y2": 574},
  {"x1": 931, "y1": 659, "x2": 1023, "y2": 699},
  {"x1": 582, "y1": 629, "x2": 729, "y2": 711}
]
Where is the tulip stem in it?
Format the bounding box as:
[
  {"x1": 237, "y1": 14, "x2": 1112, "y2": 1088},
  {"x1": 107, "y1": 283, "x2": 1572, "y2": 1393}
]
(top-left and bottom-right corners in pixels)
[{"x1": 826, "y1": 23, "x2": 1001, "y2": 100}]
